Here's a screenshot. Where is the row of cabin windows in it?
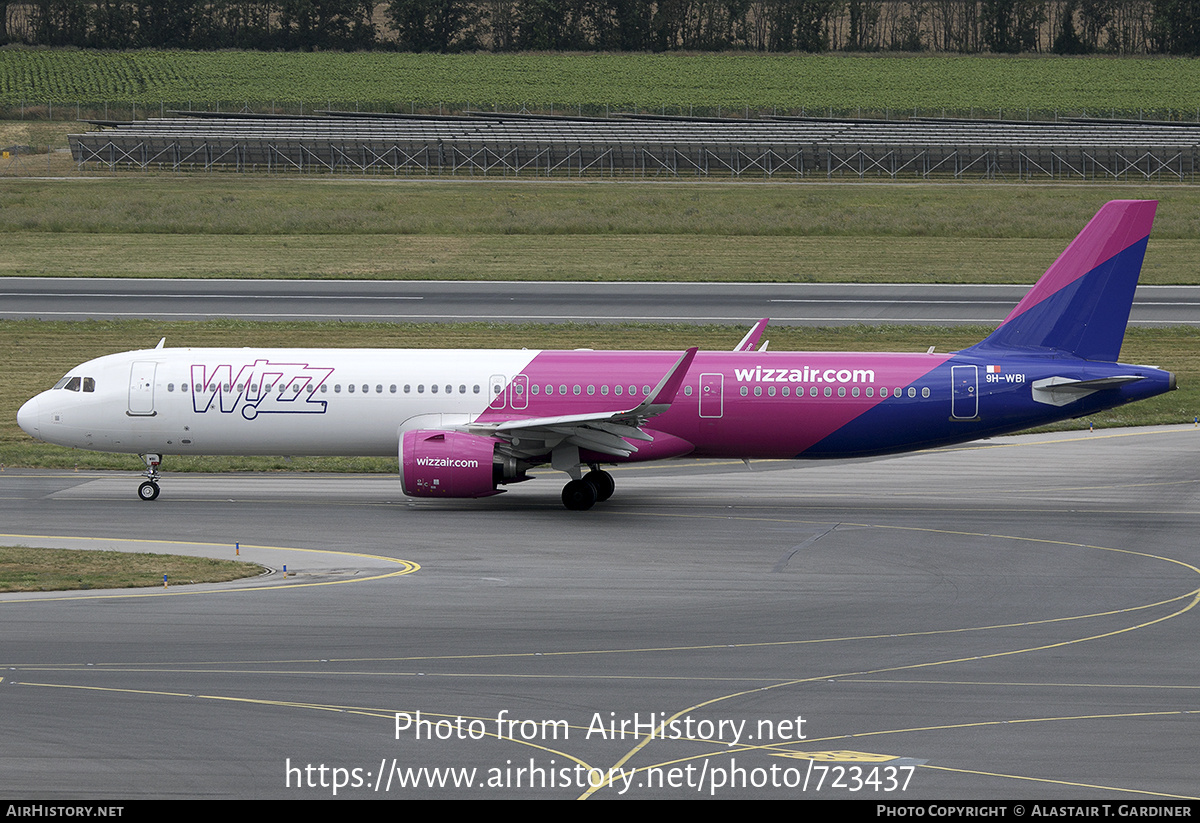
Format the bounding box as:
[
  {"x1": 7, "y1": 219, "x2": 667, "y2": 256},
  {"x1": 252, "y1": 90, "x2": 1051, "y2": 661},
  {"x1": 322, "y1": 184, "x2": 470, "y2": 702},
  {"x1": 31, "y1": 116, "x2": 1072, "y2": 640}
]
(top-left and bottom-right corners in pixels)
[
  {"x1": 53, "y1": 376, "x2": 96, "y2": 392},
  {"x1": 162, "y1": 381, "x2": 656, "y2": 398},
  {"x1": 166, "y1": 382, "x2": 485, "y2": 395},
  {"x1": 740, "y1": 385, "x2": 932, "y2": 399},
  {"x1": 160, "y1": 380, "x2": 930, "y2": 400},
  {"x1": 529, "y1": 384, "x2": 651, "y2": 397}
]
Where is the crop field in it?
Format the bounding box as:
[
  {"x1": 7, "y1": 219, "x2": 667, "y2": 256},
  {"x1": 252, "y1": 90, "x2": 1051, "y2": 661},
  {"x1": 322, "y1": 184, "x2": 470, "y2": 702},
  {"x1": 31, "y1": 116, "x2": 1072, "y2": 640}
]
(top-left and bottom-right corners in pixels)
[{"x1": 4, "y1": 50, "x2": 1200, "y2": 118}]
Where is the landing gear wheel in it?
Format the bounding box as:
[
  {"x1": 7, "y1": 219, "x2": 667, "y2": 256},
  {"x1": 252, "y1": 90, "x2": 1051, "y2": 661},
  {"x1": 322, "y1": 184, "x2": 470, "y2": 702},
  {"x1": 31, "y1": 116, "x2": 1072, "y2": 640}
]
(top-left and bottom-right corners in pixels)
[
  {"x1": 138, "y1": 481, "x2": 160, "y2": 501},
  {"x1": 584, "y1": 470, "x2": 615, "y2": 502},
  {"x1": 562, "y1": 478, "x2": 598, "y2": 511}
]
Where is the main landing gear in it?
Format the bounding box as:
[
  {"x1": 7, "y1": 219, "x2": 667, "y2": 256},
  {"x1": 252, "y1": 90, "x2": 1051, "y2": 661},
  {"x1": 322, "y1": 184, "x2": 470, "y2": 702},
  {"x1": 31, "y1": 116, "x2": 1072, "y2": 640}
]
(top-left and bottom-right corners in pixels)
[
  {"x1": 561, "y1": 467, "x2": 615, "y2": 511},
  {"x1": 138, "y1": 453, "x2": 162, "y2": 501}
]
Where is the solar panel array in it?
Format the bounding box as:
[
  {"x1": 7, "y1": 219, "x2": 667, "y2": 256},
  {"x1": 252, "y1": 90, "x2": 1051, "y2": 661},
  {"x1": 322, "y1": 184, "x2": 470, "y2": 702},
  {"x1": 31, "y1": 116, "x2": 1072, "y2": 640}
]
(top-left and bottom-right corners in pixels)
[{"x1": 70, "y1": 111, "x2": 1200, "y2": 180}]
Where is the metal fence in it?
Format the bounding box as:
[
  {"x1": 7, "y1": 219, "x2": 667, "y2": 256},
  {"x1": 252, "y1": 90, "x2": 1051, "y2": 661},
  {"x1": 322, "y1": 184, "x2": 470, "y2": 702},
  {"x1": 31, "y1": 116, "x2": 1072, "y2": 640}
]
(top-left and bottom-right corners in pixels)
[{"x1": 69, "y1": 111, "x2": 1200, "y2": 181}]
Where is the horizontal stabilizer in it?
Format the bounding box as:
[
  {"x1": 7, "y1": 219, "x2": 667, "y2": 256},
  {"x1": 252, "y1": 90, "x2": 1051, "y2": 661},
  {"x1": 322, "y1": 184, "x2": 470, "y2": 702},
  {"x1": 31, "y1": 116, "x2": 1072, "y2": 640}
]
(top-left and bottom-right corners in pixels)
[{"x1": 1031, "y1": 375, "x2": 1145, "y2": 407}]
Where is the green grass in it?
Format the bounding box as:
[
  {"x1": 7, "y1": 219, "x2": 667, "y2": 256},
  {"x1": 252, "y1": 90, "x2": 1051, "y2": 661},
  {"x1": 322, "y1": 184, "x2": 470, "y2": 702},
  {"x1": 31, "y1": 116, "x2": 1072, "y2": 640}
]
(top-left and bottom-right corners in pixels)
[
  {"x1": 0, "y1": 545, "x2": 262, "y2": 592},
  {"x1": 5, "y1": 51, "x2": 1200, "y2": 117},
  {"x1": 2, "y1": 319, "x2": 1196, "y2": 472},
  {"x1": 2, "y1": 179, "x2": 1199, "y2": 284},
  {"x1": 10, "y1": 179, "x2": 1200, "y2": 238}
]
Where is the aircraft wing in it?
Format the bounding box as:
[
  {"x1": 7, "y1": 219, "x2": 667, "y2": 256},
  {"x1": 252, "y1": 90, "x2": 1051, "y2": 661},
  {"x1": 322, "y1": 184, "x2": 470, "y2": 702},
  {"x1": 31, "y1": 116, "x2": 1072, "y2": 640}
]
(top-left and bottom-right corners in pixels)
[{"x1": 468, "y1": 347, "x2": 698, "y2": 459}]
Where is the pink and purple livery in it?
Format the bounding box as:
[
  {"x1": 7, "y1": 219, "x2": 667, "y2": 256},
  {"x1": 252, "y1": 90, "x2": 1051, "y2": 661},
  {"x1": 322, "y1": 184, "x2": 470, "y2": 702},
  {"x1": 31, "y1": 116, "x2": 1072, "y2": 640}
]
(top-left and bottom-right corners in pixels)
[{"x1": 17, "y1": 201, "x2": 1175, "y2": 509}]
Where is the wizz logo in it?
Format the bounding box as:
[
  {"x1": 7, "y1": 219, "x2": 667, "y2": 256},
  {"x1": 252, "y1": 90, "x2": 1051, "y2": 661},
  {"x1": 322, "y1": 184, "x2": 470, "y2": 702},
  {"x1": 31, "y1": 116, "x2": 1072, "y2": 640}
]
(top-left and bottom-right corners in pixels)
[{"x1": 190, "y1": 361, "x2": 334, "y2": 419}]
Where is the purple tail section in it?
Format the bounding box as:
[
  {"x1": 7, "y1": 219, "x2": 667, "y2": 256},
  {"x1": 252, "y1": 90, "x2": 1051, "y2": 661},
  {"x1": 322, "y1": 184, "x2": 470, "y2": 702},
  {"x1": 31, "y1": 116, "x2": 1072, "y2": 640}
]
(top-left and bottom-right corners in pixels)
[{"x1": 968, "y1": 200, "x2": 1156, "y2": 362}]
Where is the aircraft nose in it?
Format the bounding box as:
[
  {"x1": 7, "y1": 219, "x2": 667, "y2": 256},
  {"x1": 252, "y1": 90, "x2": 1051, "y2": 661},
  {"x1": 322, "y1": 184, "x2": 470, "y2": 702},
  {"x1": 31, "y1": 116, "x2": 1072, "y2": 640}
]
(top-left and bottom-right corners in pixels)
[{"x1": 17, "y1": 396, "x2": 39, "y2": 438}]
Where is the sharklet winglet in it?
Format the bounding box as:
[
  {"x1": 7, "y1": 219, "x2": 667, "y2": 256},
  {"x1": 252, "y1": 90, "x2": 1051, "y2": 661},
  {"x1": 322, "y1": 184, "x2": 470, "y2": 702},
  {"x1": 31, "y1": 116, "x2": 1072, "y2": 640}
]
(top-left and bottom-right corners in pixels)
[{"x1": 734, "y1": 319, "x2": 770, "y2": 352}]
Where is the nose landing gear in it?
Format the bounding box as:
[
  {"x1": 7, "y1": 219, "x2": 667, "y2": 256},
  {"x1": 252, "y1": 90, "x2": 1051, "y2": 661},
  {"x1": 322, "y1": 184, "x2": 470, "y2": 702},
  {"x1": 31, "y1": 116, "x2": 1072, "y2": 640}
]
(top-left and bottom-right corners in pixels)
[{"x1": 138, "y1": 453, "x2": 162, "y2": 501}]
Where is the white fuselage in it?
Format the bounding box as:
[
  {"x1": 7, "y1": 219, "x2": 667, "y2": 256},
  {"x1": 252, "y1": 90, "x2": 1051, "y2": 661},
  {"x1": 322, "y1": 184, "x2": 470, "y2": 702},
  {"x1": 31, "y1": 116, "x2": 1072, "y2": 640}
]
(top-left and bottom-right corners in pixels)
[{"x1": 20, "y1": 348, "x2": 540, "y2": 456}]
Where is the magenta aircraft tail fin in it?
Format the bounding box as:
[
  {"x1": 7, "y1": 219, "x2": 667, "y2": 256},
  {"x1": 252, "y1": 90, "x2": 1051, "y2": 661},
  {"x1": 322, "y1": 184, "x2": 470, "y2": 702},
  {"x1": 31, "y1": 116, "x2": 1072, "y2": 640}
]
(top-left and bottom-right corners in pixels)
[{"x1": 967, "y1": 200, "x2": 1156, "y2": 362}]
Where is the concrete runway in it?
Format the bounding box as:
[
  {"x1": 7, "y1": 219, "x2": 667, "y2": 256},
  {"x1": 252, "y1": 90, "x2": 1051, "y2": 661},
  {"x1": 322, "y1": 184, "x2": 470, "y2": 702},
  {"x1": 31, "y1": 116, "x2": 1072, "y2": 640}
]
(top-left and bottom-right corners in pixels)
[
  {"x1": 1, "y1": 425, "x2": 1198, "y2": 799},
  {"x1": 3, "y1": 277, "x2": 1199, "y2": 326}
]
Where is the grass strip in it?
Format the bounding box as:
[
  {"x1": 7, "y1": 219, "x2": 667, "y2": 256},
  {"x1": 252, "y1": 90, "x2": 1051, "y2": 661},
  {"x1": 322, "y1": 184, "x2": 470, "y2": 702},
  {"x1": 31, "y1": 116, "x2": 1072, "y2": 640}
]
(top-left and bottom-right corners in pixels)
[
  {"x1": 1, "y1": 231, "x2": 1195, "y2": 285},
  {"x1": 7, "y1": 178, "x2": 1200, "y2": 239},
  {"x1": 2, "y1": 179, "x2": 1199, "y2": 284},
  {"x1": 0, "y1": 545, "x2": 262, "y2": 592}
]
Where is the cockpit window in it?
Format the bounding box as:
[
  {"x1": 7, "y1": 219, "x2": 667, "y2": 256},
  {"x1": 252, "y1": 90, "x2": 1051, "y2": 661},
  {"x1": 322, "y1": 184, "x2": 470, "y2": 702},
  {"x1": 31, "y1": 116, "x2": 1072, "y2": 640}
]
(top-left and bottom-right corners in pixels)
[{"x1": 54, "y1": 376, "x2": 96, "y2": 392}]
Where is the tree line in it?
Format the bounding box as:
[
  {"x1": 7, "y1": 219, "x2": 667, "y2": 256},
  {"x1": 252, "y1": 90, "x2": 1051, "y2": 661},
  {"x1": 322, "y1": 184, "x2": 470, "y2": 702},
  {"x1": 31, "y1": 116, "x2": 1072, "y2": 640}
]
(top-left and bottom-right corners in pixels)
[{"x1": 3, "y1": 1, "x2": 1199, "y2": 54}]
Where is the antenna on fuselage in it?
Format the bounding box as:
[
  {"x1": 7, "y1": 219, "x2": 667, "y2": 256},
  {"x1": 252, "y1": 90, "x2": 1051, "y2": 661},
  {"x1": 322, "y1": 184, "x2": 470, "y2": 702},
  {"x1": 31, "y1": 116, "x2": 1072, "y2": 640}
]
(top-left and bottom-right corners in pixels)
[{"x1": 155, "y1": 338, "x2": 165, "y2": 349}]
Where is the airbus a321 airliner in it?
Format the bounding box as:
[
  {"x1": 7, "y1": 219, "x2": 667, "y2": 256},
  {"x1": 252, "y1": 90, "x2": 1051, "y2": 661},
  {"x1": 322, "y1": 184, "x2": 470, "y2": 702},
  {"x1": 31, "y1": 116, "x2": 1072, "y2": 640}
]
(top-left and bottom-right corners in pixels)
[{"x1": 18, "y1": 200, "x2": 1175, "y2": 510}]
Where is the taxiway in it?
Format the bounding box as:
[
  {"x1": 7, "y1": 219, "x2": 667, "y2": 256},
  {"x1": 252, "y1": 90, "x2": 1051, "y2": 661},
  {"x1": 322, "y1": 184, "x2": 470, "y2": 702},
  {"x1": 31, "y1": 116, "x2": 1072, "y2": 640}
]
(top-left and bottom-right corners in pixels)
[{"x1": 1, "y1": 426, "x2": 1197, "y2": 799}]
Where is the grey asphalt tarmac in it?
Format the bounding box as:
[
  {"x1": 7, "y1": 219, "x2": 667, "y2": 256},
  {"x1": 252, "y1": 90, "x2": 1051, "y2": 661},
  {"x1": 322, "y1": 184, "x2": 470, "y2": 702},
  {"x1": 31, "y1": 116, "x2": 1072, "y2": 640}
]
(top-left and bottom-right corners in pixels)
[
  {"x1": 1, "y1": 426, "x2": 1197, "y2": 799},
  {"x1": 3, "y1": 277, "x2": 1199, "y2": 326}
]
